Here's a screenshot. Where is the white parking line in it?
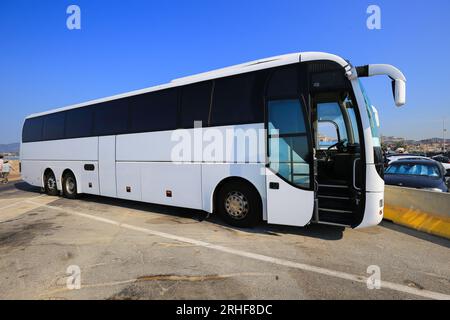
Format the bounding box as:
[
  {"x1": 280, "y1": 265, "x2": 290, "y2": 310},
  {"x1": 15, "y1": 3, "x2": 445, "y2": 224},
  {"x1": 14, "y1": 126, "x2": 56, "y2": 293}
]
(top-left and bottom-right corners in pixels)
[{"x1": 29, "y1": 200, "x2": 450, "y2": 300}]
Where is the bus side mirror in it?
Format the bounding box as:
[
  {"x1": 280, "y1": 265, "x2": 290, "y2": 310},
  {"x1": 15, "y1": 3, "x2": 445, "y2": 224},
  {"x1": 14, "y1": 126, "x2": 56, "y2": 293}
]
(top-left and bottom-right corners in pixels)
[
  {"x1": 392, "y1": 79, "x2": 406, "y2": 107},
  {"x1": 359, "y1": 64, "x2": 407, "y2": 107}
]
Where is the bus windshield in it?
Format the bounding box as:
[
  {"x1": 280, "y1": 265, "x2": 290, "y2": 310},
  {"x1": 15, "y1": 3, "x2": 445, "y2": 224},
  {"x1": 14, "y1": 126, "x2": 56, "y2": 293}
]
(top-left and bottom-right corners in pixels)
[{"x1": 359, "y1": 80, "x2": 381, "y2": 147}]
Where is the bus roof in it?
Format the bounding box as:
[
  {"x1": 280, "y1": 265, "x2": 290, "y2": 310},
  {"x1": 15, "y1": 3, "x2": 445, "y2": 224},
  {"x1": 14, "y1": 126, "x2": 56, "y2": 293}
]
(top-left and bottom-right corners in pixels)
[{"x1": 26, "y1": 52, "x2": 350, "y2": 119}]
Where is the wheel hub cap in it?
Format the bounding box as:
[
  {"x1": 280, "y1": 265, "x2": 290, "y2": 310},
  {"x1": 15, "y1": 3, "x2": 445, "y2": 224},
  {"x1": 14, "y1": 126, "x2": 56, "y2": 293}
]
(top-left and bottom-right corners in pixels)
[
  {"x1": 224, "y1": 191, "x2": 249, "y2": 220},
  {"x1": 67, "y1": 178, "x2": 75, "y2": 193},
  {"x1": 47, "y1": 177, "x2": 56, "y2": 190}
]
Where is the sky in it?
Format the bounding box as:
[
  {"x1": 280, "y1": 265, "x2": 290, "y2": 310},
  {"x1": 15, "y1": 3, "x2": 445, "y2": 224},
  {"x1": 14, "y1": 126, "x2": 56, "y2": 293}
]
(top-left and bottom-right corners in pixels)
[{"x1": 0, "y1": 0, "x2": 449, "y2": 144}]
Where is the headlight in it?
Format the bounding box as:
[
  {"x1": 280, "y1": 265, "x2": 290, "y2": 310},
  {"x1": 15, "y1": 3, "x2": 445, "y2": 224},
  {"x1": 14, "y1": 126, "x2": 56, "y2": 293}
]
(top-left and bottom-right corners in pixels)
[{"x1": 423, "y1": 188, "x2": 443, "y2": 193}]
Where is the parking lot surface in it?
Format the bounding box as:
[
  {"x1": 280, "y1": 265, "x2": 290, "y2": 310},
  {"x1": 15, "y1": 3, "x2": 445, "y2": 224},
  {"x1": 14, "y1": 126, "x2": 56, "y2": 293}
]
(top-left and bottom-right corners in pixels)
[{"x1": 0, "y1": 182, "x2": 449, "y2": 300}]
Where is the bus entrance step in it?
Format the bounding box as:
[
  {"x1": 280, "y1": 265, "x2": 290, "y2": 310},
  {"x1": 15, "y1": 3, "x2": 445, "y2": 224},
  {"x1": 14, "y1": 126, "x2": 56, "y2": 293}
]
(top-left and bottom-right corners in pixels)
[
  {"x1": 317, "y1": 187, "x2": 352, "y2": 198},
  {"x1": 317, "y1": 197, "x2": 355, "y2": 212},
  {"x1": 318, "y1": 210, "x2": 354, "y2": 226}
]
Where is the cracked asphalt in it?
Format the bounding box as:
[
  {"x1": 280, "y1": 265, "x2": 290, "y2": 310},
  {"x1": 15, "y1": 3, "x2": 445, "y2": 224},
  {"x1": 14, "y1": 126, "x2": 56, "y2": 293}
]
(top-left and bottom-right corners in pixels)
[{"x1": 0, "y1": 181, "x2": 449, "y2": 300}]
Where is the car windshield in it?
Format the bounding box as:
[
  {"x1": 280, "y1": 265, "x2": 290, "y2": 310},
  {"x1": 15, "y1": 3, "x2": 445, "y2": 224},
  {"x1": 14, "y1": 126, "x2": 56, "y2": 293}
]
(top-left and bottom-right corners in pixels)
[
  {"x1": 386, "y1": 163, "x2": 441, "y2": 177},
  {"x1": 359, "y1": 80, "x2": 381, "y2": 147}
]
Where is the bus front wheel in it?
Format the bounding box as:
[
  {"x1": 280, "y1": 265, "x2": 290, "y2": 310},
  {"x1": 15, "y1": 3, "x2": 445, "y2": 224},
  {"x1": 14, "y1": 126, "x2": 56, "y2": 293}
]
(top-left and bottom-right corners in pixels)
[
  {"x1": 216, "y1": 181, "x2": 262, "y2": 228},
  {"x1": 62, "y1": 171, "x2": 78, "y2": 199}
]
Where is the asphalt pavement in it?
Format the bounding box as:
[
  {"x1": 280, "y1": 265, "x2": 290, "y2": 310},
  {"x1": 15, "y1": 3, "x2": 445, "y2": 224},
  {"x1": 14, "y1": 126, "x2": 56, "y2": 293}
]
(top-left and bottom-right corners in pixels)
[{"x1": 0, "y1": 181, "x2": 449, "y2": 300}]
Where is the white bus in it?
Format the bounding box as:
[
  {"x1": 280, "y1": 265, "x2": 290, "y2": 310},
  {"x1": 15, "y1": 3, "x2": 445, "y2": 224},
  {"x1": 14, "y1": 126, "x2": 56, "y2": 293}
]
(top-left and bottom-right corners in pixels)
[{"x1": 20, "y1": 52, "x2": 406, "y2": 229}]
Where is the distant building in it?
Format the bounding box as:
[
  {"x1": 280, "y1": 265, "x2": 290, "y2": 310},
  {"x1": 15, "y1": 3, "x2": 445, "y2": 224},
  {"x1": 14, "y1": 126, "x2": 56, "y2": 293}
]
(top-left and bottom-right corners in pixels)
[{"x1": 318, "y1": 135, "x2": 334, "y2": 142}]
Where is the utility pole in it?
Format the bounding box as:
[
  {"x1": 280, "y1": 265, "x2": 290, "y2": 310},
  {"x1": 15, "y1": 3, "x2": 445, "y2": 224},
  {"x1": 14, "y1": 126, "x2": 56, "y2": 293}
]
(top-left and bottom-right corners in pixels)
[{"x1": 444, "y1": 119, "x2": 447, "y2": 153}]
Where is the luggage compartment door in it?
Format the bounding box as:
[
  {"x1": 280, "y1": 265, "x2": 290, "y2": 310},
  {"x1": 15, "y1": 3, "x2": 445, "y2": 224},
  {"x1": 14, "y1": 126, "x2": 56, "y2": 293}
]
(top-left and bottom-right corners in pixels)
[{"x1": 99, "y1": 136, "x2": 117, "y2": 197}]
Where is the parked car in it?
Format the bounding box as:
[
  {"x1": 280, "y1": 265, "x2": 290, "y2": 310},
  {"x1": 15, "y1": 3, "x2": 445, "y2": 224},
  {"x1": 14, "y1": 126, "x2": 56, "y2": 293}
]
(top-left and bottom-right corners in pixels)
[
  {"x1": 384, "y1": 154, "x2": 430, "y2": 168},
  {"x1": 432, "y1": 155, "x2": 450, "y2": 171},
  {"x1": 385, "y1": 159, "x2": 449, "y2": 192}
]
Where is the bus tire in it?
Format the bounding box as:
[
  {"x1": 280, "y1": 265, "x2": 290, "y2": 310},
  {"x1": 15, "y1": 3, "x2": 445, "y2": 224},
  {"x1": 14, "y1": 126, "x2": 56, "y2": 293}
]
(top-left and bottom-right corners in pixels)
[
  {"x1": 44, "y1": 170, "x2": 59, "y2": 196},
  {"x1": 62, "y1": 171, "x2": 78, "y2": 199},
  {"x1": 216, "y1": 180, "x2": 262, "y2": 228}
]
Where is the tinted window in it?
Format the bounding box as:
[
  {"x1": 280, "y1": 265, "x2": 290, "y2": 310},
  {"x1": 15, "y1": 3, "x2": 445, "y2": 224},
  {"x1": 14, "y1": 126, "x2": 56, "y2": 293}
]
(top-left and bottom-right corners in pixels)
[
  {"x1": 267, "y1": 65, "x2": 299, "y2": 98},
  {"x1": 268, "y1": 100, "x2": 306, "y2": 135},
  {"x1": 308, "y1": 61, "x2": 349, "y2": 92},
  {"x1": 210, "y1": 73, "x2": 264, "y2": 126},
  {"x1": 43, "y1": 112, "x2": 65, "y2": 140},
  {"x1": 93, "y1": 98, "x2": 129, "y2": 136},
  {"x1": 66, "y1": 107, "x2": 93, "y2": 138},
  {"x1": 22, "y1": 117, "x2": 43, "y2": 142},
  {"x1": 130, "y1": 89, "x2": 178, "y2": 132},
  {"x1": 180, "y1": 81, "x2": 212, "y2": 128}
]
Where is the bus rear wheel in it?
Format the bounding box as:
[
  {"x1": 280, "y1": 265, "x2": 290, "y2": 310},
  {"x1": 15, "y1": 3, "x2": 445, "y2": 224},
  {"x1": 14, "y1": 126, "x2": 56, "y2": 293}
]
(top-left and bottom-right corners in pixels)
[
  {"x1": 44, "y1": 170, "x2": 59, "y2": 196},
  {"x1": 62, "y1": 172, "x2": 78, "y2": 199},
  {"x1": 216, "y1": 181, "x2": 262, "y2": 228}
]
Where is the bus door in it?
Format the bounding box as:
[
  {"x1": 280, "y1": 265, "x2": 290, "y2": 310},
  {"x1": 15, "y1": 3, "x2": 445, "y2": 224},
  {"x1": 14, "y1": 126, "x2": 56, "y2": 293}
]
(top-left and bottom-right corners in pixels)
[
  {"x1": 266, "y1": 99, "x2": 315, "y2": 227},
  {"x1": 312, "y1": 92, "x2": 365, "y2": 227}
]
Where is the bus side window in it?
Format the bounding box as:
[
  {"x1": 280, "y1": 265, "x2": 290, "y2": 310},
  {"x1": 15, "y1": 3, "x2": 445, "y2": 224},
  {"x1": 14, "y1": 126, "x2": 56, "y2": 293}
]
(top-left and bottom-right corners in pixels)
[
  {"x1": 130, "y1": 89, "x2": 178, "y2": 133},
  {"x1": 180, "y1": 81, "x2": 212, "y2": 129},
  {"x1": 43, "y1": 112, "x2": 65, "y2": 141},
  {"x1": 266, "y1": 65, "x2": 299, "y2": 98},
  {"x1": 66, "y1": 107, "x2": 94, "y2": 139},
  {"x1": 93, "y1": 98, "x2": 130, "y2": 136},
  {"x1": 210, "y1": 73, "x2": 263, "y2": 126},
  {"x1": 22, "y1": 117, "x2": 44, "y2": 143}
]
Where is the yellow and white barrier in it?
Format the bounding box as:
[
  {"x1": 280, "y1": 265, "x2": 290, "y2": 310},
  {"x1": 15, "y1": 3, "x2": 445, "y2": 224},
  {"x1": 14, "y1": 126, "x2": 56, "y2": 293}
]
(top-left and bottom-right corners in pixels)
[{"x1": 384, "y1": 186, "x2": 450, "y2": 240}]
